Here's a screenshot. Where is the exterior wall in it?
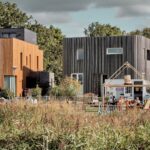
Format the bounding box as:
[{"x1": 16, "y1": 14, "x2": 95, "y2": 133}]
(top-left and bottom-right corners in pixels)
[
  {"x1": 63, "y1": 35, "x2": 150, "y2": 95},
  {"x1": 24, "y1": 28, "x2": 37, "y2": 44},
  {"x1": 0, "y1": 39, "x2": 13, "y2": 91},
  {"x1": 0, "y1": 38, "x2": 43, "y2": 96}
]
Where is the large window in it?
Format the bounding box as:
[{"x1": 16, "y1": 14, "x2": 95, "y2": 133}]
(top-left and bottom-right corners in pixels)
[
  {"x1": 106, "y1": 48, "x2": 123, "y2": 55},
  {"x1": 4, "y1": 76, "x2": 16, "y2": 94},
  {"x1": 71, "y1": 73, "x2": 83, "y2": 84},
  {"x1": 77, "y1": 49, "x2": 84, "y2": 60}
]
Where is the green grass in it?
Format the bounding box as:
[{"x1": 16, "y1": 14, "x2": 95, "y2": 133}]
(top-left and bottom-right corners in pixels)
[{"x1": 0, "y1": 100, "x2": 149, "y2": 150}]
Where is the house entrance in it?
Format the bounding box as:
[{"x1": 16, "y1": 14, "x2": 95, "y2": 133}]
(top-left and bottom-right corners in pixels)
[
  {"x1": 134, "y1": 81, "x2": 143, "y2": 101},
  {"x1": 93, "y1": 74, "x2": 107, "y2": 96}
]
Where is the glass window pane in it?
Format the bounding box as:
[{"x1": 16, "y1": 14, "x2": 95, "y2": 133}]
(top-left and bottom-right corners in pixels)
[
  {"x1": 3, "y1": 33, "x2": 9, "y2": 38},
  {"x1": 4, "y1": 76, "x2": 10, "y2": 89},
  {"x1": 72, "y1": 74, "x2": 77, "y2": 80},
  {"x1": 10, "y1": 77, "x2": 16, "y2": 94},
  {"x1": 125, "y1": 87, "x2": 132, "y2": 93},
  {"x1": 10, "y1": 33, "x2": 16, "y2": 38},
  {"x1": 78, "y1": 74, "x2": 83, "y2": 84},
  {"x1": 77, "y1": 49, "x2": 84, "y2": 60},
  {"x1": 4, "y1": 76, "x2": 16, "y2": 94},
  {"x1": 106, "y1": 48, "x2": 123, "y2": 55}
]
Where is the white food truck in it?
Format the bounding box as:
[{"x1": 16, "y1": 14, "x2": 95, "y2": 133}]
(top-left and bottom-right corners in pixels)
[{"x1": 105, "y1": 79, "x2": 150, "y2": 103}]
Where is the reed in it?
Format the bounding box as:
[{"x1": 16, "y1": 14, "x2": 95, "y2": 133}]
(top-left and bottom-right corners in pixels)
[{"x1": 0, "y1": 100, "x2": 149, "y2": 149}]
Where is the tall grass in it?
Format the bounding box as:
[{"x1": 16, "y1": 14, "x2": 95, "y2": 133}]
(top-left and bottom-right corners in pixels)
[{"x1": 0, "y1": 100, "x2": 149, "y2": 149}]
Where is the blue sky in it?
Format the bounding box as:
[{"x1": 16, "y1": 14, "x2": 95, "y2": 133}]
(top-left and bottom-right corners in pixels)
[{"x1": 2, "y1": 0, "x2": 150, "y2": 37}]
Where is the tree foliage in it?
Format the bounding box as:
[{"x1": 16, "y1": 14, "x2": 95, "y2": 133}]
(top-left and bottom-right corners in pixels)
[
  {"x1": 84, "y1": 22, "x2": 150, "y2": 39},
  {"x1": 51, "y1": 77, "x2": 81, "y2": 97},
  {"x1": 84, "y1": 22, "x2": 124, "y2": 37},
  {"x1": 0, "y1": 2, "x2": 31, "y2": 28},
  {"x1": 28, "y1": 22, "x2": 64, "y2": 84},
  {"x1": 0, "y1": 2, "x2": 64, "y2": 84},
  {"x1": 130, "y1": 28, "x2": 150, "y2": 39}
]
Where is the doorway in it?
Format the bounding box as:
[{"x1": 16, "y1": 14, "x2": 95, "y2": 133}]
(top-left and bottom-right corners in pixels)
[
  {"x1": 134, "y1": 81, "x2": 143, "y2": 101},
  {"x1": 93, "y1": 74, "x2": 107, "y2": 96}
]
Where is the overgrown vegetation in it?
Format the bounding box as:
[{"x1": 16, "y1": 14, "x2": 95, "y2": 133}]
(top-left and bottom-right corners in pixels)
[
  {"x1": 0, "y1": 88, "x2": 15, "y2": 99},
  {"x1": 51, "y1": 77, "x2": 81, "y2": 97},
  {"x1": 0, "y1": 100, "x2": 149, "y2": 149},
  {"x1": 31, "y1": 85, "x2": 42, "y2": 98}
]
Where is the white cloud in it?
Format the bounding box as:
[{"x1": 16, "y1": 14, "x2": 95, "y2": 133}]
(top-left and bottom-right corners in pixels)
[
  {"x1": 117, "y1": 5, "x2": 150, "y2": 18},
  {"x1": 1, "y1": 0, "x2": 150, "y2": 24},
  {"x1": 2, "y1": 0, "x2": 150, "y2": 13},
  {"x1": 30, "y1": 12, "x2": 72, "y2": 24}
]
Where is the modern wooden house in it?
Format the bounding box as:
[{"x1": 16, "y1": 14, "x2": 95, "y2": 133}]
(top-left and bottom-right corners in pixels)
[
  {"x1": 0, "y1": 28, "x2": 43, "y2": 96},
  {"x1": 63, "y1": 35, "x2": 150, "y2": 96}
]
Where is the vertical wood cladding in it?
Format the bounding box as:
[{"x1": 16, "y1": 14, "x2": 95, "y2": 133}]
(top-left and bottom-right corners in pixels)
[
  {"x1": 0, "y1": 38, "x2": 43, "y2": 96},
  {"x1": 64, "y1": 35, "x2": 150, "y2": 94}
]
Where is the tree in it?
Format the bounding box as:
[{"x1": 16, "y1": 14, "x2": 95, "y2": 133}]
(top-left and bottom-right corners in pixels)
[
  {"x1": 84, "y1": 22, "x2": 124, "y2": 37},
  {"x1": 130, "y1": 29, "x2": 142, "y2": 36},
  {"x1": 143, "y1": 28, "x2": 150, "y2": 39},
  {"x1": 0, "y1": 2, "x2": 64, "y2": 84},
  {"x1": 28, "y1": 22, "x2": 64, "y2": 84},
  {"x1": 129, "y1": 28, "x2": 150, "y2": 39},
  {"x1": 0, "y1": 2, "x2": 31, "y2": 28}
]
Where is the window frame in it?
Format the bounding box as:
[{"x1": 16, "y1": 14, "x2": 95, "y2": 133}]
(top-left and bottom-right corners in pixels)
[
  {"x1": 76, "y1": 48, "x2": 84, "y2": 60},
  {"x1": 106, "y1": 48, "x2": 123, "y2": 55},
  {"x1": 71, "y1": 73, "x2": 83, "y2": 84}
]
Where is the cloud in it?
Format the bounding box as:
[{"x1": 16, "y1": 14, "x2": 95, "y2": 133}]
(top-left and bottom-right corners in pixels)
[
  {"x1": 1, "y1": 0, "x2": 150, "y2": 23},
  {"x1": 117, "y1": 5, "x2": 150, "y2": 18},
  {"x1": 2, "y1": 0, "x2": 150, "y2": 13},
  {"x1": 30, "y1": 12, "x2": 72, "y2": 24}
]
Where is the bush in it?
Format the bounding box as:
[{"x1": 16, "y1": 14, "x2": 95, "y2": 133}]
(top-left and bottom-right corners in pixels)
[
  {"x1": 0, "y1": 88, "x2": 15, "y2": 99},
  {"x1": 31, "y1": 85, "x2": 41, "y2": 98},
  {"x1": 51, "y1": 77, "x2": 81, "y2": 97},
  {"x1": 51, "y1": 86, "x2": 62, "y2": 96}
]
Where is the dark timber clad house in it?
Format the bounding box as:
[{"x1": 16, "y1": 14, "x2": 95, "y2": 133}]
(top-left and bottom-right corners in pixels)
[{"x1": 63, "y1": 35, "x2": 150, "y2": 96}]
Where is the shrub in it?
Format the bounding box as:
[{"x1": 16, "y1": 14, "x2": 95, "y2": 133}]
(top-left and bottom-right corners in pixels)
[
  {"x1": 51, "y1": 86, "x2": 62, "y2": 96},
  {"x1": 0, "y1": 88, "x2": 15, "y2": 99},
  {"x1": 51, "y1": 77, "x2": 81, "y2": 97},
  {"x1": 31, "y1": 85, "x2": 41, "y2": 98}
]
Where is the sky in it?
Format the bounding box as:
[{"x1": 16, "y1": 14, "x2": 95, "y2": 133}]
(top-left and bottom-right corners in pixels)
[{"x1": 1, "y1": 0, "x2": 150, "y2": 37}]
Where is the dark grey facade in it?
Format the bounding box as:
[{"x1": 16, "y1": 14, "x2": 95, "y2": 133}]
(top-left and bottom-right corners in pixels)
[
  {"x1": 63, "y1": 35, "x2": 150, "y2": 96},
  {"x1": 0, "y1": 28, "x2": 37, "y2": 44}
]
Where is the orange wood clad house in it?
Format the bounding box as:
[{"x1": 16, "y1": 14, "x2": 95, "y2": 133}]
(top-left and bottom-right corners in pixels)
[{"x1": 0, "y1": 38, "x2": 43, "y2": 96}]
